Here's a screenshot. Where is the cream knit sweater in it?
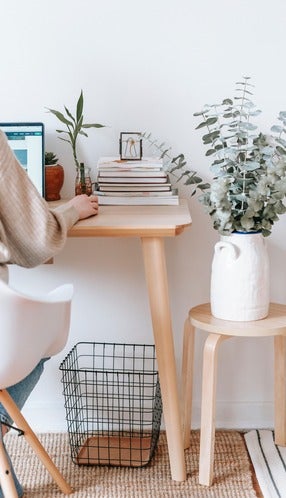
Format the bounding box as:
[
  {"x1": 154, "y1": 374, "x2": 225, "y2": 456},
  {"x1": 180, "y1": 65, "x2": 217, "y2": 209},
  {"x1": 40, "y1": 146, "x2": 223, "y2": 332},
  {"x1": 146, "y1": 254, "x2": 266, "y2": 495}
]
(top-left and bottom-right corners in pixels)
[{"x1": 0, "y1": 130, "x2": 79, "y2": 282}]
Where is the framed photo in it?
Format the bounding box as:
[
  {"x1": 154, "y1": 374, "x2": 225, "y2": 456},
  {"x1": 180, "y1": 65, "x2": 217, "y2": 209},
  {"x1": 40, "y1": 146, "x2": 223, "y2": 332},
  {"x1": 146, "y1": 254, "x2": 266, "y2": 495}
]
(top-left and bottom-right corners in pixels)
[{"x1": 119, "y1": 132, "x2": 142, "y2": 160}]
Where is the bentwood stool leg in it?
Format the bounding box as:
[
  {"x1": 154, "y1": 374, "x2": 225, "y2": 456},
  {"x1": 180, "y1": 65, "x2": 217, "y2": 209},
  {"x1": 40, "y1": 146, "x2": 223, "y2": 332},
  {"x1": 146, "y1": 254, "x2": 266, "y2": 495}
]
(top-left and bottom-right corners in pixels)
[
  {"x1": 199, "y1": 333, "x2": 230, "y2": 486},
  {"x1": 274, "y1": 335, "x2": 286, "y2": 446},
  {"x1": 181, "y1": 317, "x2": 195, "y2": 449}
]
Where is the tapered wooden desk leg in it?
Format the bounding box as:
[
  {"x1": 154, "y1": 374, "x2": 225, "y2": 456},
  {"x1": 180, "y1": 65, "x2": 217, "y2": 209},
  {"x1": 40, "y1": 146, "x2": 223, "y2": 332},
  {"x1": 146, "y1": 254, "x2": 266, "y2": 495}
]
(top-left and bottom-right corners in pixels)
[
  {"x1": 199, "y1": 333, "x2": 229, "y2": 486},
  {"x1": 181, "y1": 318, "x2": 195, "y2": 449},
  {"x1": 274, "y1": 335, "x2": 286, "y2": 446},
  {"x1": 0, "y1": 389, "x2": 73, "y2": 495},
  {"x1": 0, "y1": 434, "x2": 18, "y2": 498},
  {"x1": 141, "y1": 236, "x2": 186, "y2": 482}
]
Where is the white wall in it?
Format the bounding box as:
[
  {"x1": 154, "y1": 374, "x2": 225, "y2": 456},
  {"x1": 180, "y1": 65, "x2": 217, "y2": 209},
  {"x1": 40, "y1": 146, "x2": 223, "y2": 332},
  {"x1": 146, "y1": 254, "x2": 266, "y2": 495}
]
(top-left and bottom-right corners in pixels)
[{"x1": 2, "y1": 0, "x2": 286, "y2": 431}]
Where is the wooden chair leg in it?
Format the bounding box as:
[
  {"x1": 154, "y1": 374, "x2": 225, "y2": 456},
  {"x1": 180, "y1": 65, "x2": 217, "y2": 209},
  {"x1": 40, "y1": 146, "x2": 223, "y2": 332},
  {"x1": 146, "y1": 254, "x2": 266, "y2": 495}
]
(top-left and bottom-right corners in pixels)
[
  {"x1": 0, "y1": 434, "x2": 18, "y2": 498},
  {"x1": 181, "y1": 317, "x2": 195, "y2": 449},
  {"x1": 199, "y1": 333, "x2": 229, "y2": 486},
  {"x1": 0, "y1": 389, "x2": 73, "y2": 495},
  {"x1": 274, "y1": 335, "x2": 286, "y2": 446}
]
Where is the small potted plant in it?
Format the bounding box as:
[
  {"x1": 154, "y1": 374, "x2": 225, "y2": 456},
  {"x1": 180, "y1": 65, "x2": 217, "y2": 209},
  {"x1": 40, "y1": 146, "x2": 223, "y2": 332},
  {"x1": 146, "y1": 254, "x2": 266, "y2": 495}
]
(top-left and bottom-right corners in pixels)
[
  {"x1": 44, "y1": 151, "x2": 64, "y2": 201},
  {"x1": 46, "y1": 90, "x2": 105, "y2": 195}
]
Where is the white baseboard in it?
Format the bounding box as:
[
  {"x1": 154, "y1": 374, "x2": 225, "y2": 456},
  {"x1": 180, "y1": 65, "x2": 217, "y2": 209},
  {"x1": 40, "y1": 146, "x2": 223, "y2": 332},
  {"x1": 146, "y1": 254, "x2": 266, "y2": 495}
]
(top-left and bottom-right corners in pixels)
[
  {"x1": 189, "y1": 400, "x2": 274, "y2": 430},
  {"x1": 21, "y1": 402, "x2": 68, "y2": 432},
  {"x1": 21, "y1": 399, "x2": 275, "y2": 433}
]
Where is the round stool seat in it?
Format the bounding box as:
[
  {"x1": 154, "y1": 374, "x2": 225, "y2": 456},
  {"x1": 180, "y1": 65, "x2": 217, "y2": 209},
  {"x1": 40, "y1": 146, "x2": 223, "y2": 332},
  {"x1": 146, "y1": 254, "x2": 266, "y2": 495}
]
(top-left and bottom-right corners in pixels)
[{"x1": 189, "y1": 302, "x2": 286, "y2": 337}]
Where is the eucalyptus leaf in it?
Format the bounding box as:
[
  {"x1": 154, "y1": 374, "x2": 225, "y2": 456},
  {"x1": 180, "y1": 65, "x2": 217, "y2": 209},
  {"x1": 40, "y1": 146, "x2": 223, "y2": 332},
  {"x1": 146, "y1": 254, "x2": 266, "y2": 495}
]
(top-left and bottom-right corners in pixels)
[
  {"x1": 206, "y1": 149, "x2": 216, "y2": 156},
  {"x1": 276, "y1": 146, "x2": 286, "y2": 155},
  {"x1": 195, "y1": 121, "x2": 209, "y2": 130},
  {"x1": 242, "y1": 162, "x2": 261, "y2": 171},
  {"x1": 270, "y1": 125, "x2": 283, "y2": 133}
]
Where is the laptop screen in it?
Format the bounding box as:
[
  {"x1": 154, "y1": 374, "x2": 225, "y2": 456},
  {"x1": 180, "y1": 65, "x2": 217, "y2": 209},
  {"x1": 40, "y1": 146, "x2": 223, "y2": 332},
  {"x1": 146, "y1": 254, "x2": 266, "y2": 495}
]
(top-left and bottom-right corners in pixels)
[{"x1": 0, "y1": 122, "x2": 45, "y2": 196}]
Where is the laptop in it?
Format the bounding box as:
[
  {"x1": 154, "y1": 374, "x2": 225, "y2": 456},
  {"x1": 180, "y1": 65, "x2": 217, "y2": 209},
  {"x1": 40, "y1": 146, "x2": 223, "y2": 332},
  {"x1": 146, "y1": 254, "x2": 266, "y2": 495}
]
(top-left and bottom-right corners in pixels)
[{"x1": 0, "y1": 122, "x2": 45, "y2": 196}]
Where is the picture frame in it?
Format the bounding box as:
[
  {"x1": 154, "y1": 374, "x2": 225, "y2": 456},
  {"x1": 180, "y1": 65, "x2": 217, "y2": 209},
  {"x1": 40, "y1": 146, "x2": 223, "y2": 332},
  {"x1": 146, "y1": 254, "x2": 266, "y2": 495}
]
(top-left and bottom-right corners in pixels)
[{"x1": 119, "y1": 132, "x2": 143, "y2": 160}]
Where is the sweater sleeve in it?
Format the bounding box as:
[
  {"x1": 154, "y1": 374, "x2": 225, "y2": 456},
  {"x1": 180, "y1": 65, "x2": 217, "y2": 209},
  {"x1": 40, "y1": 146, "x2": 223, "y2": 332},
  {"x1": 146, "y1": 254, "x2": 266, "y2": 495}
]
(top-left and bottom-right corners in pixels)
[{"x1": 0, "y1": 130, "x2": 79, "y2": 268}]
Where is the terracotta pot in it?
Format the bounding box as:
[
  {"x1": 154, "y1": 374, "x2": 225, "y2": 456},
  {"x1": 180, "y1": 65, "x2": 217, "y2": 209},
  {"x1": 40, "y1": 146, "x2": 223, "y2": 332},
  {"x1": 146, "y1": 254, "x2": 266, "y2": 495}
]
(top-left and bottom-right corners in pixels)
[{"x1": 45, "y1": 164, "x2": 64, "y2": 201}]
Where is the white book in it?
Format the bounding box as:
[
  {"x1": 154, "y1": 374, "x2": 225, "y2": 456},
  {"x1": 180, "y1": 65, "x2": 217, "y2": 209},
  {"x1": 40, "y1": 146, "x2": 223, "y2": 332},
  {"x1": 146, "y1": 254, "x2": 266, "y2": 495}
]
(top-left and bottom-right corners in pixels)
[
  {"x1": 98, "y1": 183, "x2": 172, "y2": 192},
  {"x1": 98, "y1": 170, "x2": 167, "y2": 178},
  {"x1": 97, "y1": 156, "x2": 163, "y2": 169},
  {"x1": 98, "y1": 176, "x2": 168, "y2": 184},
  {"x1": 96, "y1": 190, "x2": 174, "y2": 197},
  {"x1": 97, "y1": 193, "x2": 179, "y2": 206},
  {"x1": 97, "y1": 166, "x2": 163, "y2": 172}
]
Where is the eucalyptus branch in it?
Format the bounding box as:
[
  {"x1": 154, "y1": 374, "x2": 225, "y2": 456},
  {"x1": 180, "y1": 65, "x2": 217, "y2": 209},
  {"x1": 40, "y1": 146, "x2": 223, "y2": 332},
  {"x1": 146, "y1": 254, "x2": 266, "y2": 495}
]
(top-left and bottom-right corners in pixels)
[
  {"x1": 140, "y1": 132, "x2": 209, "y2": 196},
  {"x1": 194, "y1": 76, "x2": 286, "y2": 237}
]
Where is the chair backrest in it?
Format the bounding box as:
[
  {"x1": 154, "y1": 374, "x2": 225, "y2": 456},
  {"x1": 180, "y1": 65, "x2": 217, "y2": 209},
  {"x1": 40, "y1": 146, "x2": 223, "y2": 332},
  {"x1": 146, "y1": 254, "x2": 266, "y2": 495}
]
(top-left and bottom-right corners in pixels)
[{"x1": 0, "y1": 280, "x2": 73, "y2": 389}]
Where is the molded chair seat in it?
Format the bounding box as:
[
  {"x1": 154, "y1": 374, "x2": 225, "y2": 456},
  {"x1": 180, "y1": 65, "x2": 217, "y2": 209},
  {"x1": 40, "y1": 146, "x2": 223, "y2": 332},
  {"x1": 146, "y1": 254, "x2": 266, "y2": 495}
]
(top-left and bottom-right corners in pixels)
[{"x1": 0, "y1": 279, "x2": 74, "y2": 497}]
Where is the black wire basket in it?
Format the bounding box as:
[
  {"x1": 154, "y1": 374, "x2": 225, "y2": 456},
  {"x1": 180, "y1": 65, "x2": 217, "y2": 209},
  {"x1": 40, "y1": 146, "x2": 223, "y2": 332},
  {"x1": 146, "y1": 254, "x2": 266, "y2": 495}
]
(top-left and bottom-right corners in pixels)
[{"x1": 59, "y1": 342, "x2": 162, "y2": 467}]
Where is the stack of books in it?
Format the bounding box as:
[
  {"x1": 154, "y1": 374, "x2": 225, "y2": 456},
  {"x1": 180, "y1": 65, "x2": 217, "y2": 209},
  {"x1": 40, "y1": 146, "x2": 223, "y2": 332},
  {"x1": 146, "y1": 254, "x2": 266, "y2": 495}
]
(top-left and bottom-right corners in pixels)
[{"x1": 95, "y1": 157, "x2": 179, "y2": 205}]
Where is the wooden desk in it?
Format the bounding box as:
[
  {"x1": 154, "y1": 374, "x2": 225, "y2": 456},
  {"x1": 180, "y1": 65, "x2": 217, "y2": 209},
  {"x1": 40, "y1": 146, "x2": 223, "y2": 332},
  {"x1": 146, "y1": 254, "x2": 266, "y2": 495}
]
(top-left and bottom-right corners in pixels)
[{"x1": 52, "y1": 199, "x2": 192, "y2": 481}]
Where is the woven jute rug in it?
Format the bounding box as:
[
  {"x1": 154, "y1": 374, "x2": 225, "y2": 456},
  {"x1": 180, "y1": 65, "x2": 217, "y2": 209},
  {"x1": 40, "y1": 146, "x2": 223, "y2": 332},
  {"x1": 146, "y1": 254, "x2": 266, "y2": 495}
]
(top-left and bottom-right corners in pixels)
[{"x1": 4, "y1": 430, "x2": 258, "y2": 497}]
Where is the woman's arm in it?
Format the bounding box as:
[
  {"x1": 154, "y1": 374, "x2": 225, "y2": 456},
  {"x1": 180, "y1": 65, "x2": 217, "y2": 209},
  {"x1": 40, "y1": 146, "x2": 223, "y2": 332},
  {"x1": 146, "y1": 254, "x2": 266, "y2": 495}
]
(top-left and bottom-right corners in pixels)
[{"x1": 0, "y1": 130, "x2": 98, "y2": 268}]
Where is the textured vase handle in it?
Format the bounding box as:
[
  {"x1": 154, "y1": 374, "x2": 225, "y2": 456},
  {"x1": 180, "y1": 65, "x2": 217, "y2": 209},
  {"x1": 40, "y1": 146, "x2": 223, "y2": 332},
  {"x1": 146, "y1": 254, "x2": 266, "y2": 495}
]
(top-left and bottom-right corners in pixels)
[{"x1": 214, "y1": 240, "x2": 239, "y2": 260}]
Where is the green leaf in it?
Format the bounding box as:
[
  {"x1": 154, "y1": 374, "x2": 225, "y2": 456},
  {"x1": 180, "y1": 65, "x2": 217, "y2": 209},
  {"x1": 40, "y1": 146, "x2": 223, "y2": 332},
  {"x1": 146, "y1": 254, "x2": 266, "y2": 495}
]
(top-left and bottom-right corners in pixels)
[
  {"x1": 206, "y1": 149, "x2": 216, "y2": 156},
  {"x1": 196, "y1": 117, "x2": 218, "y2": 129},
  {"x1": 79, "y1": 130, "x2": 88, "y2": 138},
  {"x1": 55, "y1": 129, "x2": 68, "y2": 134},
  {"x1": 242, "y1": 162, "x2": 260, "y2": 171},
  {"x1": 160, "y1": 148, "x2": 171, "y2": 158},
  {"x1": 47, "y1": 108, "x2": 73, "y2": 126},
  {"x1": 202, "y1": 130, "x2": 220, "y2": 144},
  {"x1": 171, "y1": 154, "x2": 185, "y2": 163},
  {"x1": 76, "y1": 90, "x2": 84, "y2": 122},
  {"x1": 82, "y1": 123, "x2": 105, "y2": 128},
  {"x1": 193, "y1": 111, "x2": 206, "y2": 116},
  {"x1": 195, "y1": 121, "x2": 209, "y2": 129},
  {"x1": 58, "y1": 137, "x2": 71, "y2": 144},
  {"x1": 276, "y1": 146, "x2": 286, "y2": 155},
  {"x1": 185, "y1": 175, "x2": 203, "y2": 185},
  {"x1": 271, "y1": 125, "x2": 283, "y2": 133},
  {"x1": 64, "y1": 106, "x2": 75, "y2": 123},
  {"x1": 276, "y1": 137, "x2": 286, "y2": 148},
  {"x1": 206, "y1": 117, "x2": 218, "y2": 125}
]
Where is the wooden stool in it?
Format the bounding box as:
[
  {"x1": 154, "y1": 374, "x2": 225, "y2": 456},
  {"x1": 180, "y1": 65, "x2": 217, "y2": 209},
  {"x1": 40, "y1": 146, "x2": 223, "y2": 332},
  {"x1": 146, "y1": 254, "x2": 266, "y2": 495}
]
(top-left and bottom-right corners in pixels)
[{"x1": 181, "y1": 302, "x2": 286, "y2": 486}]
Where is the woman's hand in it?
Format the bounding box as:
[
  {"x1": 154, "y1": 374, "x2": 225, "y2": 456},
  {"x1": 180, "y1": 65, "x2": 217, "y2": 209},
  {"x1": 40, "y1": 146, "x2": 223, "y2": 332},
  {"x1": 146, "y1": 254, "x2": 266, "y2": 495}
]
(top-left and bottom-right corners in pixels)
[{"x1": 67, "y1": 194, "x2": 99, "y2": 220}]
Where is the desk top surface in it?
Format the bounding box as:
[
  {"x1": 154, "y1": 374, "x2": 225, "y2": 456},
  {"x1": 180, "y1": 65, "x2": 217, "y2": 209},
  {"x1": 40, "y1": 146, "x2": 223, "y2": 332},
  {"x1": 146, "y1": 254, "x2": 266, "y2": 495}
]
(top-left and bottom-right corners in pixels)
[{"x1": 50, "y1": 198, "x2": 192, "y2": 238}]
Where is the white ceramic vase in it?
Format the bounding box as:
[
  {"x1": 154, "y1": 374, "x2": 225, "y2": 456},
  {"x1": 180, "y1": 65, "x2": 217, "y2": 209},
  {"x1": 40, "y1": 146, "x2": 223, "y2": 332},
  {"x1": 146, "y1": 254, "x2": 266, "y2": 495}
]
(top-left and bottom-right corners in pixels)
[{"x1": 210, "y1": 232, "x2": 270, "y2": 321}]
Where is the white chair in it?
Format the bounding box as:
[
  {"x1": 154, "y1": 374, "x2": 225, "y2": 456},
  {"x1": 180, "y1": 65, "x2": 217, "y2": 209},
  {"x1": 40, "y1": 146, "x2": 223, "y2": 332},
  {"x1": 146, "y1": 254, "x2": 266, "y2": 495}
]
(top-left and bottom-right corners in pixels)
[{"x1": 0, "y1": 279, "x2": 74, "y2": 497}]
